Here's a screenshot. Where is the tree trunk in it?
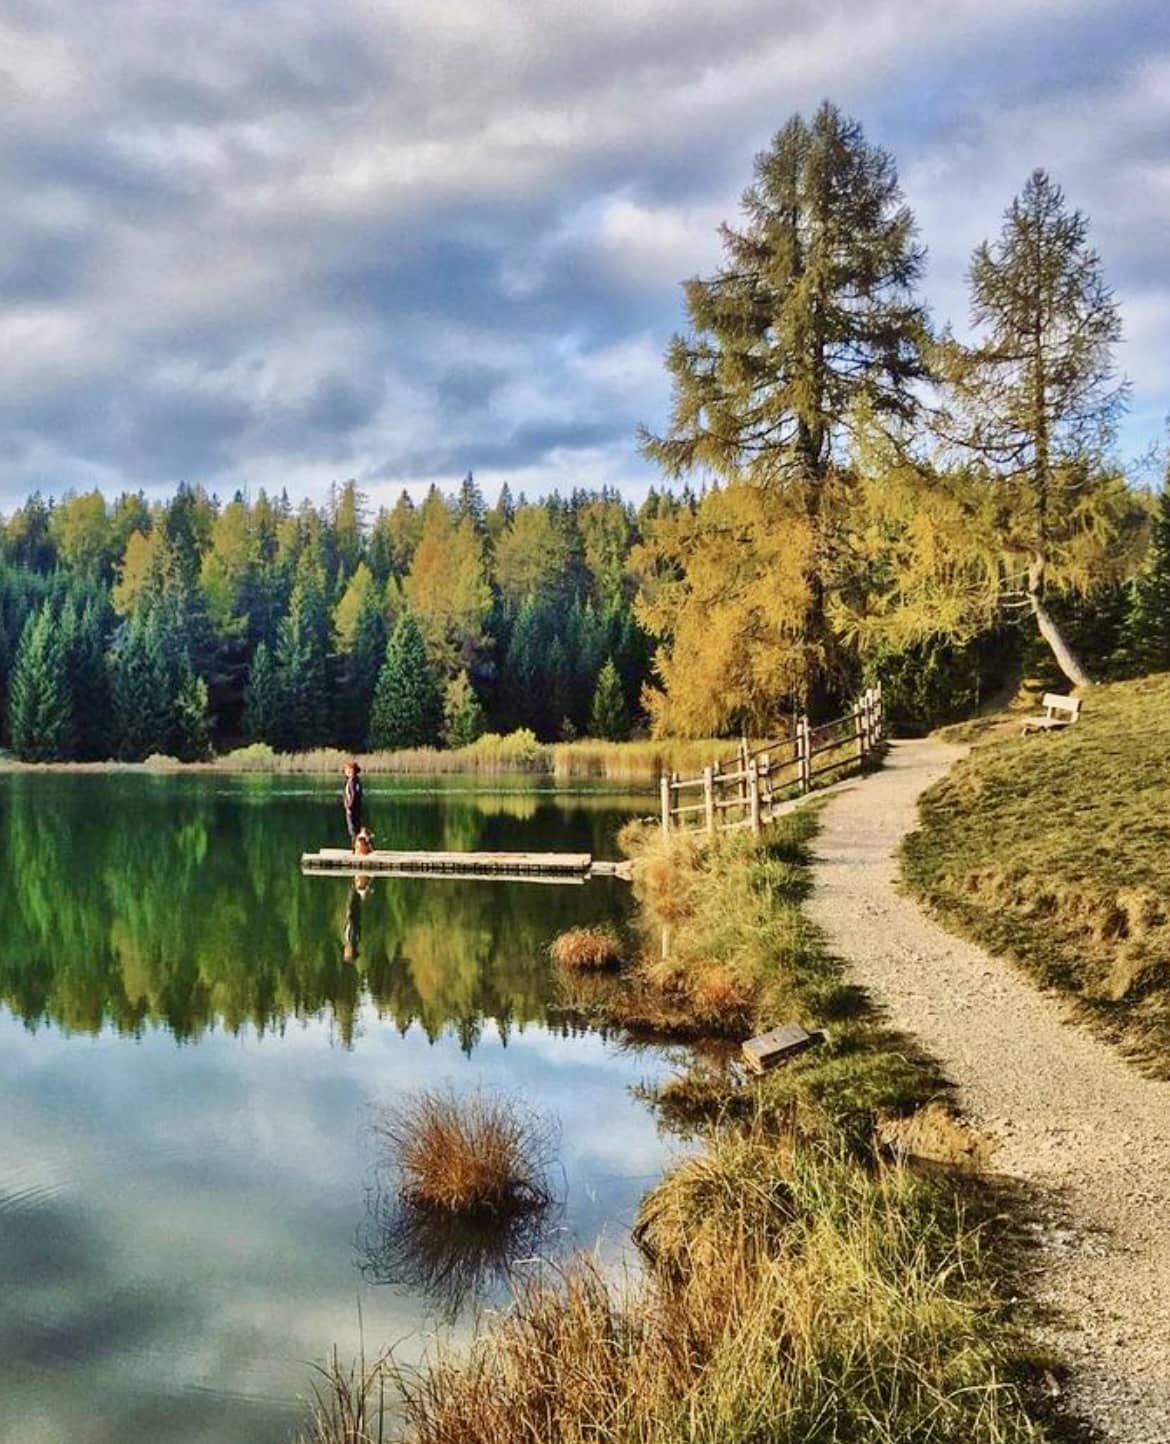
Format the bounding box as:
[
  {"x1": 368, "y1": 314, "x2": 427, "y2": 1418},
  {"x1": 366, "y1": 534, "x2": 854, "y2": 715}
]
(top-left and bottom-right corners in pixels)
[{"x1": 1027, "y1": 558, "x2": 1094, "y2": 689}]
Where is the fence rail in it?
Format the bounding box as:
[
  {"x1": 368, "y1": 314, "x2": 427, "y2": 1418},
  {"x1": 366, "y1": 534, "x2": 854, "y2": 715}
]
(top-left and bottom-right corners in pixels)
[{"x1": 659, "y1": 684, "x2": 884, "y2": 837}]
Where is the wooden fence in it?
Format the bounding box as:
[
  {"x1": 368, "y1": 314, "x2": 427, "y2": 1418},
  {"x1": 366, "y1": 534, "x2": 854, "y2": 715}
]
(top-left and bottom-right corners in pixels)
[{"x1": 659, "y1": 684, "x2": 884, "y2": 837}]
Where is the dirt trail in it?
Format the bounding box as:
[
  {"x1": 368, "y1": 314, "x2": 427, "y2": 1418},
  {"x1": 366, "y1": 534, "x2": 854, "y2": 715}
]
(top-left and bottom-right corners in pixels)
[{"x1": 808, "y1": 738, "x2": 1170, "y2": 1444}]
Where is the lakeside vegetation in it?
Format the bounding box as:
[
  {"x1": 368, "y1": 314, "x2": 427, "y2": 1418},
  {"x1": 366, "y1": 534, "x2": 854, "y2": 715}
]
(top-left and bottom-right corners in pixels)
[
  {"x1": 904, "y1": 671, "x2": 1170, "y2": 1078},
  {"x1": 305, "y1": 814, "x2": 1054, "y2": 1443}
]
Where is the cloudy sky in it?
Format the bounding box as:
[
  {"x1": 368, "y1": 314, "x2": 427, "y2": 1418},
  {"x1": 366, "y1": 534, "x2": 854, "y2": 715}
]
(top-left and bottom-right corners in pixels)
[{"x1": 1, "y1": 0, "x2": 1167, "y2": 512}]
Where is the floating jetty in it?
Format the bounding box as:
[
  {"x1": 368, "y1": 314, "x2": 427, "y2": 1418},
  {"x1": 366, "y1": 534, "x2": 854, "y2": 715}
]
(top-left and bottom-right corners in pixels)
[{"x1": 300, "y1": 848, "x2": 630, "y2": 884}]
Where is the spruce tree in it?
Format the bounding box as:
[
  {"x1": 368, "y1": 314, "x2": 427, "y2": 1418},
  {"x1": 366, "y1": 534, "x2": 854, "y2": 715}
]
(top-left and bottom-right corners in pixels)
[
  {"x1": 368, "y1": 612, "x2": 443, "y2": 750},
  {"x1": 442, "y1": 670, "x2": 486, "y2": 748},
  {"x1": 243, "y1": 641, "x2": 279, "y2": 742},
  {"x1": 172, "y1": 664, "x2": 213, "y2": 761},
  {"x1": 1123, "y1": 480, "x2": 1170, "y2": 674},
  {"x1": 272, "y1": 554, "x2": 330, "y2": 750},
  {"x1": 8, "y1": 603, "x2": 75, "y2": 761},
  {"x1": 590, "y1": 657, "x2": 630, "y2": 741},
  {"x1": 67, "y1": 597, "x2": 114, "y2": 760},
  {"x1": 110, "y1": 611, "x2": 171, "y2": 760}
]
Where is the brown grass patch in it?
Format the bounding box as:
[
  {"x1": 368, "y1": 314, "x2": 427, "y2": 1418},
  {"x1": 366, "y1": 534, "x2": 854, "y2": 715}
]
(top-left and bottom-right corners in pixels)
[
  {"x1": 549, "y1": 925, "x2": 624, "y2": 972},
  {"x1": 375, "y1": 1088, "x2": 557, "y2": 1217}
]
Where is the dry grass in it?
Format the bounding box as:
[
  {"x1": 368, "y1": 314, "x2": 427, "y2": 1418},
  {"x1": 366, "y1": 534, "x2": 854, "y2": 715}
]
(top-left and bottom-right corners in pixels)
[
  {"x1": 549, "y1": 925, "x2": 625, "y2": 972},
  {"x1": 297, "y1": 1344, "x2": 391, "y2": 1444},
  {"x1": 904, "y1": 671, "x2": 1170, "y2": 1076},
  {"x1": 305, "y1": 817, "x2": 1055, "y2": 1444},
  {"x1": 374, "y1": 1088, "x2": 557, "y2": 1217},
  {"x1": 386, "y1": 1121, "x2": 1042, "y2": 1444}
]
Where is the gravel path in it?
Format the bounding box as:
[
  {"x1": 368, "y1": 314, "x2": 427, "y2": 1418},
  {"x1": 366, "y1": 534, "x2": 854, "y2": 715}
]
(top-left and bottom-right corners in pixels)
[{"x1": 808, "y1": 738, "x2": 1170, "y2": 1444}]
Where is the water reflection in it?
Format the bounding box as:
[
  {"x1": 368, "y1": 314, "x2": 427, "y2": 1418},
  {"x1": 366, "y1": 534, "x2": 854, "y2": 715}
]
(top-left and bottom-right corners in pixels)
[
  {"x1": 0, "y1": 773, "x2": 639, "y2": 1046},
  {"x1": 0, "y1": 774, "x2": 677, "y2": 1444}
]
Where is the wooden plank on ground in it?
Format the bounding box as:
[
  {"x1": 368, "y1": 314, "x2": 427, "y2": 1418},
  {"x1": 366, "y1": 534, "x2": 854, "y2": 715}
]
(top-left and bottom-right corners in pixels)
[{"x1": 742, "y1": 1023, "x2": 824, "y2": 1074}]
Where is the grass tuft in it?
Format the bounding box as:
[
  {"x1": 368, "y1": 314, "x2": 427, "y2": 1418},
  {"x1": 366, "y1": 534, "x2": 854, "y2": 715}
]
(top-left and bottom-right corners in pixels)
[
  {"x1": 374, "y1": 1088, "x2": 557, "y2": 1217},
  {"x1": 549, "y1": 925, "x2": 625, "y2": 972}
]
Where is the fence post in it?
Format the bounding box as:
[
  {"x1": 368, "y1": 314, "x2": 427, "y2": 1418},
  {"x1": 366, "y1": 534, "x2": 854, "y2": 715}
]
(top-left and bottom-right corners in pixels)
[
  {"x1": 873, "y1": 682, "x2": 883, "y2": 742},
  {"x1": 855, "y1": 695, "x2": 866, "y2": 768},
  {"x1": 660, "y1": 774, "x2": 671, "y2": 835},
  {"x1": 738, "y1": 736, "x2": 749, "y2": 813},
  {"x1": 798, "y1": 715, "x2": 812, "y2": 794},
  {"x1": 703, "y1": 765, "x2": 716, "y2": 837},
  {"x1": 760, "y1": 751, "x2": 771, "y2": 821},
  {"x1": 748, "y1": 759, "x2": 761, "y2": 834}
]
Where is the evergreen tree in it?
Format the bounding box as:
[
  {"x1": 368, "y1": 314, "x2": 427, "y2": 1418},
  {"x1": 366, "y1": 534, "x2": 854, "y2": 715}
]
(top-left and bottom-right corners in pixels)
[
  {"x1": 68, "y1": 597, "x2": 114, "y2": 760},
  {"x1": 8, "y1": 603, "x2": 75, "y2": 760},
  {"x1": 369, "y1": 612, "x2": 443, "y2": 750},
  {"x1": 272, "y1": 554, "x2": 331, "y2": 750},
  {"x1": 243, "y1": 641, "x2": 279, "y2": 743},
  {"x1": 442, "y1": 671, "x2": 485, "y2": 748},
  {"x1": 110, "y1": 611, "x2": 171, "y2": 761},
  {"x1": 641, "y1": 101, "x2": 929, "y2": 719},
  {"x1": 172, "y1": 664, "x2": 213, "y2": 761},
  {"x1": 590, "y1": 657, "x2": 630, "y2": 741},
  {"x1": 335, "y1": 568, "x2": 388, "y2": 748},
  {"x1": 1122, "y1": 479, "x2": 1170, "y2": 674}
]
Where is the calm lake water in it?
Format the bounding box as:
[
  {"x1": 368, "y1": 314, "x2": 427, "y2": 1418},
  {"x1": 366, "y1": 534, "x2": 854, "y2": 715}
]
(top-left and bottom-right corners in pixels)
[{"x1": 0, "y1": 774, "x2": 679, "y2": 1444}]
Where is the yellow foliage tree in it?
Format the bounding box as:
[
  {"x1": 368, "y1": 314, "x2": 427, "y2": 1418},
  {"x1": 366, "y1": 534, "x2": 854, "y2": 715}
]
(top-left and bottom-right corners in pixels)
[
  {"x1": 494, "y1": 506, "x2": 569, "y2": 607},
  {"x1": 404, "y1": 504, "x2": 491, "y2": 674}
]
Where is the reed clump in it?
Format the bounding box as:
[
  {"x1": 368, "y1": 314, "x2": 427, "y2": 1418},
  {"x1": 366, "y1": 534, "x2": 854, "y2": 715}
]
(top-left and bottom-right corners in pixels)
[
  {"x1": 549, "y1": 925, "x2": 625, "y2": 972},
  {"x1": 375, "y1": 1088, "x2": 557, "y2": 1218}
]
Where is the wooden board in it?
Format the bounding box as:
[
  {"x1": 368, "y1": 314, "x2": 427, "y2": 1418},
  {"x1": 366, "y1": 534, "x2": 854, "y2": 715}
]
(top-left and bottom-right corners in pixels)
[
  {"x1": 300, "y1": 848, "x2": 593, "y2": 877},
  {"x1": 741, "y1": 1023, "x2": 824, "y2": 1074}
]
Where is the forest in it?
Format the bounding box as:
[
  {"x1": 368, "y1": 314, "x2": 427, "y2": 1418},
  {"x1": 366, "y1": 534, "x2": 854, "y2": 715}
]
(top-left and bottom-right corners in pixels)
[{"x1": 2, "y1": 101, "x2": 1169, "y2": 764}]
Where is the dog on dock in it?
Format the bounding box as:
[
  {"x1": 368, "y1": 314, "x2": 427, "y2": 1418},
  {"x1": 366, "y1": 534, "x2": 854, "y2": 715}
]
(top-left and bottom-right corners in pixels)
[{"x1": 353, "y1": 827, "x2": 375, "y2": 857}]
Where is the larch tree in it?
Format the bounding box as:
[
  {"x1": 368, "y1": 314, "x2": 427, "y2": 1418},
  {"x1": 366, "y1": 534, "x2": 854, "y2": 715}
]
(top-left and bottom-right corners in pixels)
[
  {"x1": 921, "y1": 170, "x2": 1132, "y2": 687},
  {"x1": 639, "y1": 102, "x2": 929, "y2": 726},
  {"x1": 404, "y1": 504, "x2": 491, "y2": 674}
]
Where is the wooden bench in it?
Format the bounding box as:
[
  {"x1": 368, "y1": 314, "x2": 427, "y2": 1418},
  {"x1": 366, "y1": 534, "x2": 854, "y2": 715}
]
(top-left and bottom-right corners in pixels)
[{"x1": 1021, "y1": 693, "x2": 1081, "y2": 735}]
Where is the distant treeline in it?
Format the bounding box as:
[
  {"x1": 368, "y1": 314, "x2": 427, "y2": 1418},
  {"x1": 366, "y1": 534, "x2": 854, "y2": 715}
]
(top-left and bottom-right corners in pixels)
[{"x1": 0, "y1": 477, "x2": 676, "y2": 762}]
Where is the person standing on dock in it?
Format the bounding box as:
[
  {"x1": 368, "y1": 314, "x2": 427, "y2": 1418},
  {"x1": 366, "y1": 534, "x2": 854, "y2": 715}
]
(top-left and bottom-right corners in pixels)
[{"x1": 342, "y1": 761, "x2": 363, "y2": 843}]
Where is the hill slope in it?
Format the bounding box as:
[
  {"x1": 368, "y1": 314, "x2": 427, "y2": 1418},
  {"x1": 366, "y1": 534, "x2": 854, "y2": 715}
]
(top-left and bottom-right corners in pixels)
[{"x1": 903, "y1": 673, "x2": 1170, "y2": 1076}]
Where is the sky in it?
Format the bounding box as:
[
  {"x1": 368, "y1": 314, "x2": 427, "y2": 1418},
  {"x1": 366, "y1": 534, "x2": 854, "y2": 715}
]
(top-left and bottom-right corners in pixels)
[{"x1": 1, "y1": 0, "x2": 1167, "y2": 513}]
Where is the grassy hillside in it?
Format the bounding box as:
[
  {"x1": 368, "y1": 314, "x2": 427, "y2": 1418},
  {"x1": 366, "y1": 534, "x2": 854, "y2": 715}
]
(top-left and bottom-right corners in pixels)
[{"x1": 904, "y1": 672, "x2": 1170, "y2": 1076}]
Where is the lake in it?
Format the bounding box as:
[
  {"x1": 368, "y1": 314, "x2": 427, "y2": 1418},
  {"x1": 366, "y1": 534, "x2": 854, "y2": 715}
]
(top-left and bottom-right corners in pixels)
[{"x1": 0, "y1": 774, "x2": 680, "y2": 1444}]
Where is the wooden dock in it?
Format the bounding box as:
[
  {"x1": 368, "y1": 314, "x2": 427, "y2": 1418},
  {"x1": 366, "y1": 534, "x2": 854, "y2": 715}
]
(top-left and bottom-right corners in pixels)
[{"x1": 300, "y1": 848, "x2": 631, "y2": 884}]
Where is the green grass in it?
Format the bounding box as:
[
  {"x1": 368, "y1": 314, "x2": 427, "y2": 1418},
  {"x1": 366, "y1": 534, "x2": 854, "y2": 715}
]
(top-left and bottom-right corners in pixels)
[
  {"x1": 904, "y1": 672, "x2": 1170, "y2": 1077},
  {"x1": 303, "y1": 814, "x2": 1061, "y2": 1444}
]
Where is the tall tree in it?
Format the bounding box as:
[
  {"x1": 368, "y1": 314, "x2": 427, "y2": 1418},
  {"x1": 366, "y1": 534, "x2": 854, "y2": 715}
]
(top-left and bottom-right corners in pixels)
[
  {"x1": 933, "y1": 170, "x2": 1130, "y2": 687},
  {"x1": 369, "y1": 612, "x2": 443, "y2": 750},
  {"x1": 8, "y1": 604, "x2": 75, "y2": 761},
  {"x1": 405, "y1": 505, "x2": 492, "y2": 675},
  {"x1": 243, "y1": 641, "x2": 279, "y2": 743},
  {"x1": 110, "y1": 611, "x2": 171, "y2": 761},
  {"x1": 272, "y1": 553, "x2": 331, "y2": 749},
  {"x1": 640, "y1": 101, "x2": 929, "y2": 720}
]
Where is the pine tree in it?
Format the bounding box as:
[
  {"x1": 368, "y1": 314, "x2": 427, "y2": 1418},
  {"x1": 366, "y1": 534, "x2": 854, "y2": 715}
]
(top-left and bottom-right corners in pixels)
[
  {"x1": 641, "y1": 101, "x2": 929, "y2": 719},
  {"x1": 8, "y1": 603, "x2": 75, "y2": 760},
  {"x1": 590, "y1": 657, "x2": 630, "y2": 741},
  {"x1": 336, "y1": 569, "x2": 388, "y2": 748},
  {"x1": 369, "y1": 612, "x2": 443, "y2": 750},
  {"x1": 1123, "y1": 480, "x2": 1170, "y2": 674},
  {"x1": 243, "y1": 640, "x2": 279, "y2": 742},
  {"x1": 110, "y1": 612, "x2": 172, "y2": 761},
  {"x1": 442, "y1": 670, "x2": 485, "y2": 748}
]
